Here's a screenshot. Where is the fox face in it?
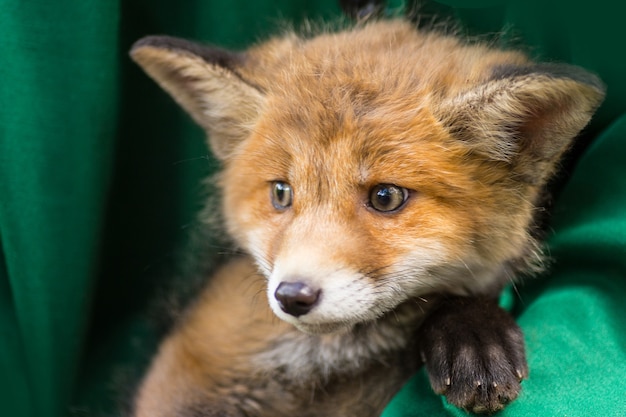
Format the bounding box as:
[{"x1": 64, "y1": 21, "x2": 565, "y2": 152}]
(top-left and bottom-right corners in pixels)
[
  {"x1": 131, "y1": 20, "x2": 604, "y2": 335},
  {"x1": 223, "y1": 111, "x2": 456, "y2": 334},
  {"x1": 221, "y1": 96, "x2": 519, "y2": 335}
]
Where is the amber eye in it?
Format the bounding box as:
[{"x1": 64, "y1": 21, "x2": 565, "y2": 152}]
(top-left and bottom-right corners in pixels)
[
  {"x1": 271, "y1": 181, "x2": 293, "y2": 209},
  {"x1": 369, "y1": 184, "x2": 408, "y2": 212}
]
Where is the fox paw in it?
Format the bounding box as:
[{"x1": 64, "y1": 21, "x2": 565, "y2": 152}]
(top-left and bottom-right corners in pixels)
[{"x1": 419, "y1": 296, "x2": 528, "y2": 414}]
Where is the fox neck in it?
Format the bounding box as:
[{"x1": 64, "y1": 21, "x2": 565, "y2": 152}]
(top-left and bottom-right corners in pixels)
[{"x1": 251, "y1": 296, "x2": 432, "y2": 385}]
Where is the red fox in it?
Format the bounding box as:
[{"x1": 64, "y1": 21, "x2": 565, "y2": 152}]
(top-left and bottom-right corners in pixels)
[{"x1": 130, "y1": 18, "x2": 604, "y2": 417}]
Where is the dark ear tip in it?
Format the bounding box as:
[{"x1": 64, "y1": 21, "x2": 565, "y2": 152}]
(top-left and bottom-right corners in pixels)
[
  {"x1": 130, "y1": 35, "x2": 191, "y2": 54},
  {"x1": 543, "y1": 63, "x2": 606, "y2": 97},
  {"x1": 339, "y1": 0, "x2": 386, "y2": 20},
  {"x1": 129, "y1": 35, "x2": 245, "y2": 70},
  {"x1": 491, "y1": 62, "x2": 607, "y2": 97},
  {"x1": 130, "y1": 35, "x2": 157, "y2": 51},
  {"x1": 129, "y1": 36, "x2": 176, "y2": 62}
]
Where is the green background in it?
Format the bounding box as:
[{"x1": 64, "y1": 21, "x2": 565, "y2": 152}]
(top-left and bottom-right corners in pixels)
[{"x1": 0, "y1": 1, "x2": 624, "y2": 416}]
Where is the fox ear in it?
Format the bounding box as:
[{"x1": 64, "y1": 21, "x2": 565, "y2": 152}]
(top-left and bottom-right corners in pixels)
[
  {"x1": 130, "y1": 36, "x2": 264, "y2": 160},
  {"x1": 438, "y1": 64, "x2": 605, "y2": 183}
]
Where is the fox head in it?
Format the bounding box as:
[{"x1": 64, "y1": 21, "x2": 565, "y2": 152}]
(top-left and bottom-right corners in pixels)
[{"x1": 131, "y1": 20, "x2": 604, "y2": 334}]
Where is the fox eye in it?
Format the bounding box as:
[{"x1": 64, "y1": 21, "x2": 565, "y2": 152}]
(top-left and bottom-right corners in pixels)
[
  {"x1": 271, "y1": 181, "x2": 293, "y2": 209},
  {"x1": 369, "y1": 184, "x2": 408, "y2": 212}
]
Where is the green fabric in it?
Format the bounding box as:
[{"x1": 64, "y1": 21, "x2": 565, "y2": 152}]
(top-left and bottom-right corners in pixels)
[
  {"x1": 0, "y1": 2, "x2": 119, "y2": 417},
  {"x1": 0, "y1": 1, "x2": 624, "y2": 417}
]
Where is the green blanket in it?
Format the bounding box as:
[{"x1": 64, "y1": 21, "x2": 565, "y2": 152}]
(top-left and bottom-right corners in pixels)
[{"x1": 0, "y1": 1, "x2": 624, "y2": 416}]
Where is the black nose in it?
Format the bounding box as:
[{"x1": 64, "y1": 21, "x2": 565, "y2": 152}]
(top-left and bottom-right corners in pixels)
[{"x1": 274, "y1": 281, "x2": 321, "y2": 317}]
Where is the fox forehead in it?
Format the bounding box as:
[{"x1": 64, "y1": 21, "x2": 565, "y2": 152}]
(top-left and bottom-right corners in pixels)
[
  {"x1": 235, "y1": 100, "x2": 485, "y2": 205},
  {"x1": 226, "y1": 107, "x2": 495, "y2": 255},
  {"x1": 232, "y1": 22, "x2": 529, "y2": 194}
]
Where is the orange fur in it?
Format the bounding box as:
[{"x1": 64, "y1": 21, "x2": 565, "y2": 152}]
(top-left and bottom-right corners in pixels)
[{"x1": 130, "y1": 18, "x2": 604, "y2": 416}]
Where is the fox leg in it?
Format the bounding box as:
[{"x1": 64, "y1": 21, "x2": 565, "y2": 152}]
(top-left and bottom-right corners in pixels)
[{"x1": 418, "y1": 296, "x2": 529, "y2": 414}]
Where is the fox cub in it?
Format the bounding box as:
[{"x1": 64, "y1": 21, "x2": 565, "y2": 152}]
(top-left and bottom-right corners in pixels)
[{"x1": 130, "y1": 18, "x2": 604, "y2": 417}]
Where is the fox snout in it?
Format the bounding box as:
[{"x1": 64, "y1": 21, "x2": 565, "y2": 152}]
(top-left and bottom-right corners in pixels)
[{"x1": 274, "y1": 281, "x2": 321, "y2": 317}]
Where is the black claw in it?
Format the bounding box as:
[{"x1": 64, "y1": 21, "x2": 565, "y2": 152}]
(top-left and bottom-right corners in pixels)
[{"x1": 419, "y1": 296, "x2": 528, "y2": 414}]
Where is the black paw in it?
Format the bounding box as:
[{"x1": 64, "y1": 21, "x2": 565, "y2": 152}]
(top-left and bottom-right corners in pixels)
[{"x1": 419, "y1": 296, "x2": 528, "y2": 414}]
